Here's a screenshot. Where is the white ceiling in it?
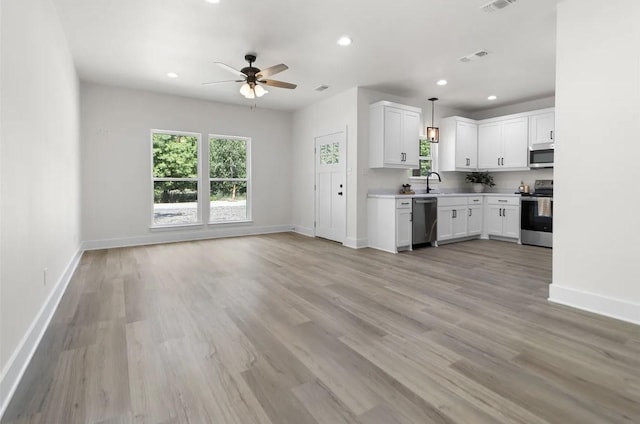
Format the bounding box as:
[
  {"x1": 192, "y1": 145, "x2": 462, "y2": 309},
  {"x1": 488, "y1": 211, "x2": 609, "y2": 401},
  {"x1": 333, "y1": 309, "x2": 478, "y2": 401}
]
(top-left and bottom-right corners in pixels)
[{"x1": 52, "y1": 0, "x2": 558, "y2": 112}]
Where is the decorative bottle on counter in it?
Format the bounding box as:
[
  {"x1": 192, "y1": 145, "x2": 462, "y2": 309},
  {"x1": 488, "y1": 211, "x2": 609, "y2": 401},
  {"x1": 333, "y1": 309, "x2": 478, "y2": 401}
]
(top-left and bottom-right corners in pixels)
[{"x1": 518, "y1": 181, "x2": 525, "y2": 193}]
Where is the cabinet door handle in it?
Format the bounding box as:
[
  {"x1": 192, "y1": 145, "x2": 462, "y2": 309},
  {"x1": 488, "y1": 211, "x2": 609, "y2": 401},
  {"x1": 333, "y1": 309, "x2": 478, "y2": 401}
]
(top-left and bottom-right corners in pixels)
[
  {"x1": 499, "y1": 208, "x2": 502, "y2": 217},
  {"x1": 338, "y1": 192, "x2": 343, "y2": 196},
  {"x1": 452, "y1": 210, "x2": 455, "y2": 218},
  {"x1": 410, "y1": 212, "x2": 413, "y2": 222},
  {"x1": 501, "y1": 157, "x2": 504, "y2": 166},
  {"x1": 550, "y1": 130, "x2": 553, "y2": 140},
  {"x1": 469, "y1": 208, "x2": 472, "y2": 217},
  {"x1": 498, "y1": 157, "x2": 500, "y2": 166}
]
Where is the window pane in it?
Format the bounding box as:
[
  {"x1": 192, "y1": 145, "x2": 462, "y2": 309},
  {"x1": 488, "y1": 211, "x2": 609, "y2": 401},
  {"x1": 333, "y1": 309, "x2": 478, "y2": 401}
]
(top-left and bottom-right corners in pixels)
[
  {"x1": 420, "y1": 140, "x2": 431, "y2": 157},
  {"x1": 153, "y1": 134, "x2": 198, "y2": 178},
  {"x1": 420, "y1": 159, "x2": 432, "y2": 176},
  {"x1": 331, "y1": 142, "x2": 339, "y2": 164},
  {"x1": 153, "y1": 181, "x2": 198, "y2": 225},
  {"x1": 210, "y1": 138, "x2": 247, "y2": 179},
  {"x1": 210, "y1": 181, "x2": 247, "y2": 222}
]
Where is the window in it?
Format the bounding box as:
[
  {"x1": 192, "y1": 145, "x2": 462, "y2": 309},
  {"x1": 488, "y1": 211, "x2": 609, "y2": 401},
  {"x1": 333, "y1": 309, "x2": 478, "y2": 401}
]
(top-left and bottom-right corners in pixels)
[
  {"x1": 209, "y1": 135, "x2": 250, "y2": 223},
  {"x1": 152, "y1": 131, "x2": 200, "y2": 226},
  {"x1": 411, "y1": 138, "x2": 437, "y2": 178}
]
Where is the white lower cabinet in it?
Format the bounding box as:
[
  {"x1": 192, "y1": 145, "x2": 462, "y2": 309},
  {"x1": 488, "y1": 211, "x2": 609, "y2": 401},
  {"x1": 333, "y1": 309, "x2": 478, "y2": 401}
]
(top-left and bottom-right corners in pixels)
[
  {"x1": 437, "y1": 196, "x2": 482, "y2": 242},
  {"x1": 467, "y1": 197, "x2": 482, "y2": 236},
  {"x1": 396, "y1": 202, "x2": 413, "y2": 248},
  {"x1": 485, "y1": 197, "x2": 520, "y2": 240},
  {"x1": 368, "y1": 197, "x2": 413, "y2": 253}
]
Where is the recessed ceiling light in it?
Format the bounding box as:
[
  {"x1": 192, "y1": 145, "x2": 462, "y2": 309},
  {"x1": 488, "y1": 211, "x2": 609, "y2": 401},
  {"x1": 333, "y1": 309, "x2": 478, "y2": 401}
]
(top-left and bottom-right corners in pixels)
[
  {"x1": 205, "y1": 0, "x2": 220, "y2": 4},
  {"x1": 488, "y1": 95, "x2": 497, "y2": 100},
  {"x1": 337, "y1": 36, "x2": 352, "y2": 46},
  {"x1": 437, "y1": 79, "x2": 448, "y2": 86},
  {"x1": 167, "y1": 72, "x2": 179, "y2": 78}
]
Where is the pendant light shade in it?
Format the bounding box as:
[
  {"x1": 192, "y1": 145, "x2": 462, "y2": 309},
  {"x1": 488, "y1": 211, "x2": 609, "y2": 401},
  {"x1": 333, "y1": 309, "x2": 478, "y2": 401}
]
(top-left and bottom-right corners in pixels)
[
  {"x1": 240, "y1": 82, "x2": 268, "y2": 99},
  {"x1": 427, "y1": 97, "x2": 439, "y2": 143},
  {"x1": 240, "y1": 83, "x2": 253, "y2": 98}
]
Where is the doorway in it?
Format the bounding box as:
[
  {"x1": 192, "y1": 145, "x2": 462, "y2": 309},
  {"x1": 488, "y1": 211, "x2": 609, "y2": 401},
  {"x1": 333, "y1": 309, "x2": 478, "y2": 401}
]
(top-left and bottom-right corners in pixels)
[{"x1": 314, "y1": 131, "x2": 346, "y2": 243}]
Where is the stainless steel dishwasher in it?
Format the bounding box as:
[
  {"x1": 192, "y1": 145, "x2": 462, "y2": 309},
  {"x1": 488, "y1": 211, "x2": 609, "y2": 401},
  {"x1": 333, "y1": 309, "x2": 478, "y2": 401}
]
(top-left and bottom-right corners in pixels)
[{"x1": 412, "y1": 198, "x2": 438, "y2": 247}]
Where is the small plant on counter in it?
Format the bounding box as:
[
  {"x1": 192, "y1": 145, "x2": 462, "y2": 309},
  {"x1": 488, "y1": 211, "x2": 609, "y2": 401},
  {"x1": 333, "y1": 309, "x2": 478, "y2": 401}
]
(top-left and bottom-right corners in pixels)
[{"x1": 465, "y1": 171, "x2": 495, "y2": 187}]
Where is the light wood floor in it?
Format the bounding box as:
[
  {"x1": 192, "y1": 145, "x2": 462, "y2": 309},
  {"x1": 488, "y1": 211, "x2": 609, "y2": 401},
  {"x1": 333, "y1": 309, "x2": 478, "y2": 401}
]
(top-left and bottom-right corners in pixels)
[{"x1": 3, "y1": 233, "x2": 640, "y2": 424}]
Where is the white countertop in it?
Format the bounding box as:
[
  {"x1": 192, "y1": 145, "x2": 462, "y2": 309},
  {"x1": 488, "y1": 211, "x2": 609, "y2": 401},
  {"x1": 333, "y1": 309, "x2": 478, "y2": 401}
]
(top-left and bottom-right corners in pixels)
[{"x1": 367, "y1": 192, "x2": 521, "y2": 199}]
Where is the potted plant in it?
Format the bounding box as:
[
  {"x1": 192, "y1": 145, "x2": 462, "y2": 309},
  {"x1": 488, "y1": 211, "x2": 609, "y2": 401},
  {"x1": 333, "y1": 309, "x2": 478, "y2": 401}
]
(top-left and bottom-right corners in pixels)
[{"x1": 465, "y1": 171, "x2": 495, "y2": 193}]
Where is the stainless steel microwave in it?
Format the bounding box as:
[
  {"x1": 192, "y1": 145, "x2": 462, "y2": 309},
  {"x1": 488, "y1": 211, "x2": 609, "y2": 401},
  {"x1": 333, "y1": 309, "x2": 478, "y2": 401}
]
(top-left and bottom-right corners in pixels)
[{"x1": 529, "y1": 148, "x2": 554, "y2": 168}]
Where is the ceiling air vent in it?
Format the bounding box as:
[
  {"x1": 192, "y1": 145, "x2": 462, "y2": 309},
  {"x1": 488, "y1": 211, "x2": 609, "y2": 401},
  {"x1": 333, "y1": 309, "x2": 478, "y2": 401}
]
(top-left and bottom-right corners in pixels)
[
  {"x1": 459, "y1": 49, "x2": 489, "y2": 63},
  {"x1": 481, "y1": 0, "x2": 517, "y2": 13},
  {"x1": 315, "y1": 85, "x2": 329, "y2": 92}
]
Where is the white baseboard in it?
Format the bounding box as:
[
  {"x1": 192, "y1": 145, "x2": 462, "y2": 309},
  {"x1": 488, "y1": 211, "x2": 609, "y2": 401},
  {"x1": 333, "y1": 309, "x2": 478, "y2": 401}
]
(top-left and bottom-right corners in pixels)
[
  {"x1": 0, "y1": 248, "x2": 83, "y2": 419},
  {"x1": 83, "y1": 225, "x2": 292, "y2": 250},
  {"x1": 292, "y1": 226, "x2": 314, "y2": 238},
  {"x1": 549, "y1": 284, "x2": 640, "y2": 326},
  {"x1": 344, "y1": 237, "x2": 368, "y2": 249}
]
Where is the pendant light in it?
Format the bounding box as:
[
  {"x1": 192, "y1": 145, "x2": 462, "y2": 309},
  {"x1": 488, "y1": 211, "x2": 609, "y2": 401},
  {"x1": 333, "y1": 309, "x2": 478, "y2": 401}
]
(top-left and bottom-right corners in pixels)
[{"x1": 426, "y1": 97, "x2": 439, "y2": 143}]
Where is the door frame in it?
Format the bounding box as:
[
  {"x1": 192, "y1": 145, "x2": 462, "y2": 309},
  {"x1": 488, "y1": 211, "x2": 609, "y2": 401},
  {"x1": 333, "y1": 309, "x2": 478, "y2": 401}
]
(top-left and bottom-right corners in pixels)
[{"x1": 314, "y1": 127, "x2": 347, "y2": 244}]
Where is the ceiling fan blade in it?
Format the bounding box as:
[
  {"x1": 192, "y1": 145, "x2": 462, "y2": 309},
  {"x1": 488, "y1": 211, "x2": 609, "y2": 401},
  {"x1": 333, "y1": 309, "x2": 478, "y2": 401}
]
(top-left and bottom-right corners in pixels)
[
  {"x1": 261, "y1": 79, "x2": 297, "y2": 89},
  {"x1": 202, "y1": 79, "x2": 244, "y2": 86},
  {"x1": 256, "y1": 64, "x2": 288, "y2": 79},
  {"x1": 214, "y1": 62, "x2": 247, "y2": 77}
]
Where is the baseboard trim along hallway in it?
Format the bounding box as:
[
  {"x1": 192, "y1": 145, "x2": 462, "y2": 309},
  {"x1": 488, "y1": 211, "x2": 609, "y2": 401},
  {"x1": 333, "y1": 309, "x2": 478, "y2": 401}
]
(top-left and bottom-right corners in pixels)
[
  {"x1": 0, "y1": 248, "x2": 84, "y2": 419},
  {"x1": 549, "y1": 284, "x2": 640, "y2": 325}
]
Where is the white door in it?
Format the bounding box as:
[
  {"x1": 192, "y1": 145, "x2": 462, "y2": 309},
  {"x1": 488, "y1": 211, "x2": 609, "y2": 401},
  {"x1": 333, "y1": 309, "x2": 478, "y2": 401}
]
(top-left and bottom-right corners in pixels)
[
  {"x1": 501, "y1": 117, "x2": 528, "y2": 168},
  {"x1": 402, "y1": 110, "x2": 421, "y2": 167},
  {"x1": 467, "y1": 205, "x2": 483, "y2": 236},
  {"x1": 478, "y1": 122, "x2": 502, "y2": 169},
  {"x1": 502, "y1": 206, "x2": 521, "y2": 238},
  {"x1": 452, "y1": 208, "x2": 468, "y2": 238},
  {"x1": 486, "y1": 205, "x2": 504, "y2": 236},
  {"x1": 396, "y1": 209, "x2": 412, "y2": 248},
  {"x1": 383, "y1": 107, "x2": 404, "y2": 165},
  {"x1": 315, "y1": 131, "x2": 346, "y2": 243},
  {"x1": 437, "y1": 207, "x2": 454, "y2": 241},
  {"x1": 456, "y1": 121, "x2": 478, "y2": 169},
  {"x1": 529, "y1": 112, "x2": 555, "y2": 147}
]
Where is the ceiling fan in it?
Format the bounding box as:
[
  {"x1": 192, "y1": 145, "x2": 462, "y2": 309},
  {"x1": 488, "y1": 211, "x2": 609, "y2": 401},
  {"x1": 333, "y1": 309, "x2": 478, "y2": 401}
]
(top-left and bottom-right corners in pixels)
[{"x1": 203, "y1": 53, "x2": 297, "y2": 99}]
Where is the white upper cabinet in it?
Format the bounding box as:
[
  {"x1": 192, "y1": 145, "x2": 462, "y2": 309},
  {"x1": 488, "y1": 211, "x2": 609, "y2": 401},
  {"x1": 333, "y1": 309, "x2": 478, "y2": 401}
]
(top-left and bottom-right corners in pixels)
[
  {"x1": 529, "y1": 109, "x2": 555, "y2": 148},
  {"x1": 478, "y1": 122, "x2": 502, "y2": 169},
  {"x1": 370, "y1": 101, "x2": 421, "y2": 169},
  {"x1": 440, "y1": 117, "x2": 478, "y2": 172},
  {"x1": 477, "y1": 117, "x2": 528, "y2": 171}
]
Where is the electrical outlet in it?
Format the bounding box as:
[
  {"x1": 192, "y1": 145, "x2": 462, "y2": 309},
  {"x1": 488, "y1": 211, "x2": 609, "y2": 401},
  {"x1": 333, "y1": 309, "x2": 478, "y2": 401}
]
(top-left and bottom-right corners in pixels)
[{"x1": 43, "y1": 268, "x2": 48, "y2": 286}]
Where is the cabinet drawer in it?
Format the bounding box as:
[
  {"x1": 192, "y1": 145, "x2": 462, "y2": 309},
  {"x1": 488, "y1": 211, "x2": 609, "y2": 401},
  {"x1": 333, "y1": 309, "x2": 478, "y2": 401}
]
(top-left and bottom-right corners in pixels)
[
  {"x1": 437, "y1": 197, "x2": 468, "y2": 207},
  {"x1": 396, "y1": 199, "x2": 412, "y2": 209},
  {"x1": 468, "y1": 197, "x2": 483, "y2": 205},
  {"x1": 487, "y1": 196, "x2": 519, "y2": 206}
]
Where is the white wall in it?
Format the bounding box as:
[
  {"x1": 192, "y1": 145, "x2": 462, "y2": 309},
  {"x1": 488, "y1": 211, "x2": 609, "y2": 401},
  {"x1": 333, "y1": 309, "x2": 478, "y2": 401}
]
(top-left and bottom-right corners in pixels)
[
  {"x1": 80, "y1": 82, "x2": 293, "y2": 247},
  {"x1": 0, "y1": 0, "x2": 81, "y2": 412},
  {"x1": 469, "y1": 96, "x2": 555, "y2": 120},
  {"x1": 551, "y1": 0, "x2": 640, "y2": 324},
  {"x1": 290, "y1": 88, "x2": 359, "y2": 243}
]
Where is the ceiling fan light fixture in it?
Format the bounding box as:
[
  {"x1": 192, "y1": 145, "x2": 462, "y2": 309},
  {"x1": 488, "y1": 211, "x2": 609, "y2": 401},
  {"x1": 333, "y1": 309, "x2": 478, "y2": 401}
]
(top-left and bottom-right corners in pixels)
[
  {"x1": 254, "y1": 84, "x2": 268, "y2": 97},
  {"x1": 240, "y1": 83, "x2": 253, "y2": 98}
]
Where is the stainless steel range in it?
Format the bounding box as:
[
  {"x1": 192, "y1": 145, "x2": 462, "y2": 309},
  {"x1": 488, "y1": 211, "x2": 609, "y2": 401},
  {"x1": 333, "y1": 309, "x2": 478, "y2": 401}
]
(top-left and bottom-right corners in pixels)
[{"x1": 520, "y1": 180, "x2": 553, "y2": 248}]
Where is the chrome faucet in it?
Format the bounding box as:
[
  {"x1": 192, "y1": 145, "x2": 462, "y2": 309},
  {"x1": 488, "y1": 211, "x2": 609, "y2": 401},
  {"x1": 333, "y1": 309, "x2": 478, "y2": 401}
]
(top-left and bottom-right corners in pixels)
[{"x1": 426, "y1": 171, "x2": 441, "y2": 193}]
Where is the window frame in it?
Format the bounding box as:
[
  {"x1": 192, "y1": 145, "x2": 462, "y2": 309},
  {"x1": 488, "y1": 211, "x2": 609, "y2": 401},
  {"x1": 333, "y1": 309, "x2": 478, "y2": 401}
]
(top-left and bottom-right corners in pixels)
[
  {"x1": 207, "y1": 134, "x2": 252, "y2": 224},
  {"x1": 410, "y1": 138, "x2": 439, "y2": 180},
  {"x1": 150, "y1": 129, "x2": 203, "y2": 228}
]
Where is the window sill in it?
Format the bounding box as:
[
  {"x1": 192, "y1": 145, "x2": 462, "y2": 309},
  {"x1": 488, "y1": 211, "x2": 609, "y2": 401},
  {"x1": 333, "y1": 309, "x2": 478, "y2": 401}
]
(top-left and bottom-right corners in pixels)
[
  {"x1": 208, "y1": 220, "x2": 253, "y2": 226},
  {"x1": 409, "y1": 176, "x2": 441, "y2": 181},
  {"x1": 150, "y1": 223, "x2": 205, "y2": 231}
]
